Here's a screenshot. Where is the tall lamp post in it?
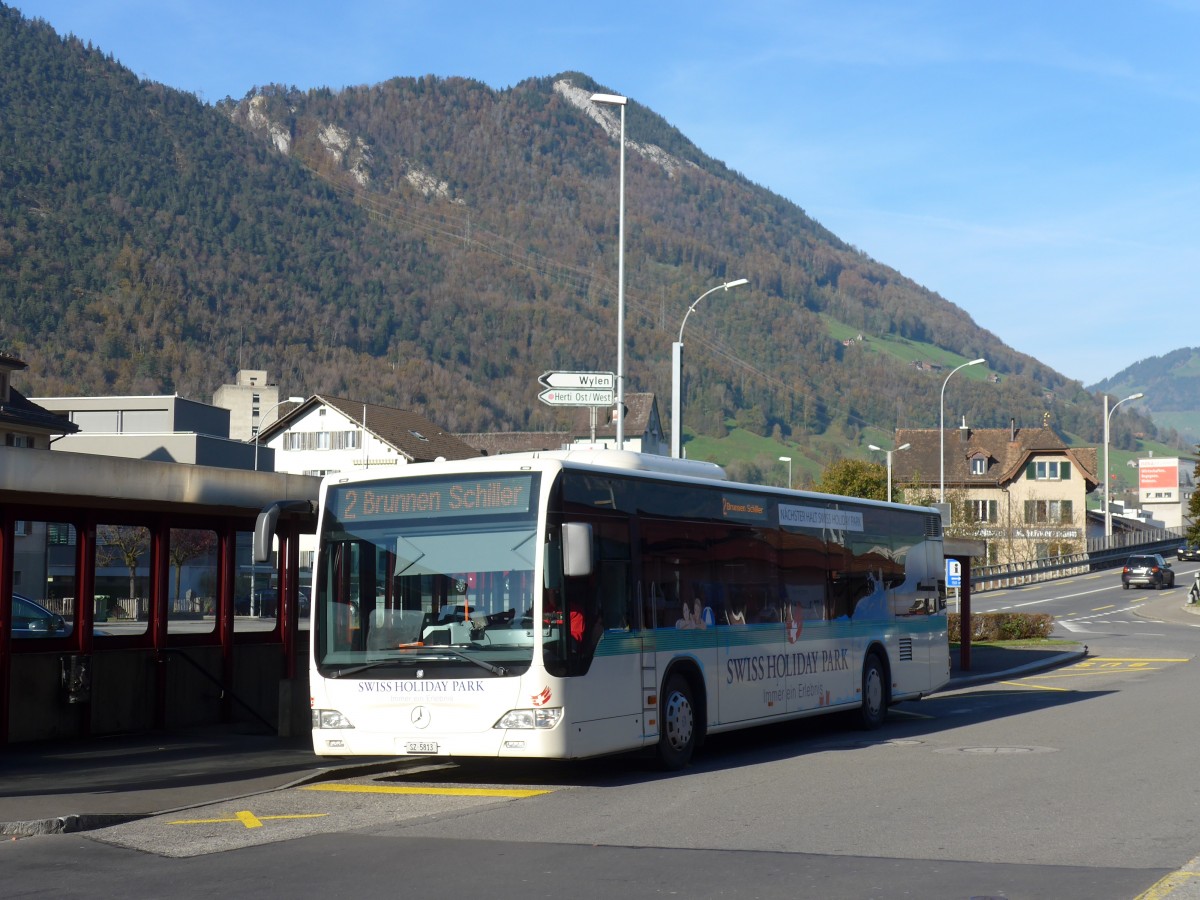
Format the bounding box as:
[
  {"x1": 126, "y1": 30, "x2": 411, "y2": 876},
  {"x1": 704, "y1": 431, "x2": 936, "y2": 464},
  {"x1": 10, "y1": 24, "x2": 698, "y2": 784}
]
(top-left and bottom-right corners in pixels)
[
  {"x1": 253, "y1": 395, "x2": 305, "y2": 472},
  {"x1": 869, "y1": 442, "x2": 911, "y2": 503},
  {"x1": 1104, "y1": 391, "x2": 1144, "y2": 538},
  {"x1": 940, "y1": 358, "x2": 986, "y2": 503},
  {"x1": 778, "y1": 456, "x2": 792, "y2": 489},
  {"x1": 672, "y1": 278, "x2": 749, "y2": 458},
  {"x1": 590, "y1": 92, "x2": 628, "y2": 449}
]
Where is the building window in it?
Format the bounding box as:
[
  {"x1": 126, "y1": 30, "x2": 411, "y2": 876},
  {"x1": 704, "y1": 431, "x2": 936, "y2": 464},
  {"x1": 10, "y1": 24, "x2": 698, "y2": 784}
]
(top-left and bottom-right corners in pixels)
[
  {"x1": 970, "y1": 457, "x2": 987, "y2": 475},
  {"x1": 970, "y1": 500, "x2": 998, "y2": 523},
  {"x1": 5, "y1": 434, "x2": 34, "y2": 448},
  {"x1": 1028, "y1": 460, "x2": 1071, "y2": 481},
  {"x1": 282, "y1": 431, "x2": 359, "y2": 451},
  {"x1": 1023, "y1": 499, "x2": 1073, "y2": 525},
  {"x1": 48, "y1": 523, "x2": 77, "y2": 545}
]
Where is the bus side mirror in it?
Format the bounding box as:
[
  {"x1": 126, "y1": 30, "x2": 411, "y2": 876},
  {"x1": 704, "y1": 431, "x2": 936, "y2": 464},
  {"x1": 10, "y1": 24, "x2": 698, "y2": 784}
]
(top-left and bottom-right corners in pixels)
[
  {"x1": 254, "y1": 500, "x2": 317, "y2": 563},
  {"x1": 253, "y1": 505, "x2": 282, "y2": 564},
  {"x1": 562, "y1": 523, "x2": 594, "y2": 578}
]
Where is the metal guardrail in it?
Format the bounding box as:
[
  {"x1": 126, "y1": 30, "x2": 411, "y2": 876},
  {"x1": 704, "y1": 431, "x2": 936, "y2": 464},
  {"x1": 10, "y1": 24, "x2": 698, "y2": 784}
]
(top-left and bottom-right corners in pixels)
[{"x1": 970, "y1": 528, "x2": 1186, "y2": 592}]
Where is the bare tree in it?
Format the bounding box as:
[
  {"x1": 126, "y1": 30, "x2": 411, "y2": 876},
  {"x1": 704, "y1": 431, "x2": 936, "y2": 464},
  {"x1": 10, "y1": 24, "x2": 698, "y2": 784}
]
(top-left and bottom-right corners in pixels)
[{"x1": 97, "y1": 524, "x2": 149, "y2": 603}]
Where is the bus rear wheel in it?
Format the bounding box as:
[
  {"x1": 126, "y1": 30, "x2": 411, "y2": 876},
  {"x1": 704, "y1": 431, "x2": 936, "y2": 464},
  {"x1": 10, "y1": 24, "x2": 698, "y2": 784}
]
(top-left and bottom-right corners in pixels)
[
  {"x1": 657, "y1": 674, "x2": 697, "y2": 770},
  {"x1": 858, "y1": 653, "x2": 887, "y2": 730}
]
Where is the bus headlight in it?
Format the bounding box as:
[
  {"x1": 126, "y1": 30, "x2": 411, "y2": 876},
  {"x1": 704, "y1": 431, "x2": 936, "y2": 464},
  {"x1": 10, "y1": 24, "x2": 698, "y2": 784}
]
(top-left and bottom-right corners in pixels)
[
  {"x1": 494, "y1": 708, "x2": 562, "y2": 730},
  {"x1": 312, "y1": 709, "x2": 355, "y2": 729}
]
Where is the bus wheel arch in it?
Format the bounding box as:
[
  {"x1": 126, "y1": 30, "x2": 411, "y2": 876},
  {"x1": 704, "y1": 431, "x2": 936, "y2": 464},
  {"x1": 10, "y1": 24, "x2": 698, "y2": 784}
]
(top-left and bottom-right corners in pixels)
[
  {"x1": 857, "y1": 646, "x2": 890, "y2": 730},
  {"x1": 656, "y1": 661, "x2": 705, "y2": 770}
]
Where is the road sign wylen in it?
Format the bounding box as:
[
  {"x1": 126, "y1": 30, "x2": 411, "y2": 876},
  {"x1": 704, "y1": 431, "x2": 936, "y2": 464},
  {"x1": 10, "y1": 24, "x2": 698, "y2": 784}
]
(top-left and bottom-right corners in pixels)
[
  {"x1": 537, "y1": 371, "x2": 616, "y2": 408},
  {"x1": 538, "y1": 371, "x2": 615, "y2": 390}
]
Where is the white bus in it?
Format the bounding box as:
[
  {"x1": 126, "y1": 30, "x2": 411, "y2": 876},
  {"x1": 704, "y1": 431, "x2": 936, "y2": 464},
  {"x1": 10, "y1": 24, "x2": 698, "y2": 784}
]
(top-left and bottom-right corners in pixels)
[{"x1": 294, "y1": 449, "x2": 948, "y2": 769}]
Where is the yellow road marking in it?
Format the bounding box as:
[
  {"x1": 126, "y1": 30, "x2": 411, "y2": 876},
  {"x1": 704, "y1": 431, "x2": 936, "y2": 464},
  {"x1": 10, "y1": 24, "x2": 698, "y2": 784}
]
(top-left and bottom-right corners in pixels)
[
  {"x1": 168, "y1": 811, "x2": 328, "y2": 828},
  {"x1": 1081, "y1": 658, "x2": 1189, "y2": 663},
  {"x1": 1092, "y1": 604, "x2": 1115, "y2": 611},
  {"x1": 302, "y1": 783, "x2": 551, "y2": 798},
  {"x1": 998, "y1": 657, "x2": 1189, "y2": 690},
  {"x1": 1134, "y1": 870, "x2": 1200, "y2": 899},
  {"x1": 999, "y1": 681, "x2": 1069, "y2": 691}
]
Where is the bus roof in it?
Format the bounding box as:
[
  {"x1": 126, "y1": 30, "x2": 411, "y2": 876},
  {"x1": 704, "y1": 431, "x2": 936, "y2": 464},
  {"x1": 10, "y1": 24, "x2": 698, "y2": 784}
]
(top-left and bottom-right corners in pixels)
[{"x1": 504, "y1": 448, "x2": 728, "y2": 481}]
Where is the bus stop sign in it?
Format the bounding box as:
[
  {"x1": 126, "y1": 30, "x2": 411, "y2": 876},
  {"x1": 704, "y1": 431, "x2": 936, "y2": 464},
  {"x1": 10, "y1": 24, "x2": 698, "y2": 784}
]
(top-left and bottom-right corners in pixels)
[{"x1": 946, "y1": 559, "x2": 962, "y2": 588}]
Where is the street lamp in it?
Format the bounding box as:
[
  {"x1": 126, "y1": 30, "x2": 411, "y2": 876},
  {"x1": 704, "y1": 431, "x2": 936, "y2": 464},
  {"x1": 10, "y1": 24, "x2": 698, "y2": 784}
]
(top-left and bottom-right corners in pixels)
[
  {"x1": 868, "y1": 442, "x2": 911, "y2": 503},
  {"x1": 940, "y1": 359, "x2": 986, "y2": 502},
  {"x1": 591, "y1": 92, "x2": 628, "y2": 449},
  {"x1": 1104, "y1": 391, "x2": 1144, "y2": 539},
  {"x1": 671, "y1": 278, "x2": 749, "y2": 457},
  {"x1": 253, "y1": 395, "x2": 304, "y2": 471},
  {"x1": 778, "y1": 456, "x2": 792, "y2": 489}
]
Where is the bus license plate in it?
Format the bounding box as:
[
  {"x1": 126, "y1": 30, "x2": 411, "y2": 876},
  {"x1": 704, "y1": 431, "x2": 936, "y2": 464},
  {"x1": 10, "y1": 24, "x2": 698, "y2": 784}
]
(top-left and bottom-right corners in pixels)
[{"x1": 405, "y1": 741, "x2": 438, "y2": 754}]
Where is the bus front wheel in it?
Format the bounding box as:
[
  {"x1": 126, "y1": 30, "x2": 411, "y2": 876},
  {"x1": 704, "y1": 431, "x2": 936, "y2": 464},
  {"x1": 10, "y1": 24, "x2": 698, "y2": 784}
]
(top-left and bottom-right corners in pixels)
[
  {"x1": 657, "y1": 674, "x2": 697, "y2": 770},
  {"x1": 858, "y1": 653, "x2": 887, "y2": 730}
]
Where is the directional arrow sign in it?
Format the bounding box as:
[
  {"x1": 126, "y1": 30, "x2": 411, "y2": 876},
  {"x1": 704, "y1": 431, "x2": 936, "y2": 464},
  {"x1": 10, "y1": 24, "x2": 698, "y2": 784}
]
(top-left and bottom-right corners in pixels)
[
  {"x1": 538, "y1": 371, "x2": 615, "y2": 390},
  {"x1": 538, "y1": 388, "x2": 615, "y2": 407}
]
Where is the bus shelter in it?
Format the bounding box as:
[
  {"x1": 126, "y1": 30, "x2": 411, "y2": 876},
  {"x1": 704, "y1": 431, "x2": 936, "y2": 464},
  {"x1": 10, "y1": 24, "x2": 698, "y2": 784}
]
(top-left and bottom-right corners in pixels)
[{"x1": 0, "y1": 447, "x2": 318, "y2": 746}]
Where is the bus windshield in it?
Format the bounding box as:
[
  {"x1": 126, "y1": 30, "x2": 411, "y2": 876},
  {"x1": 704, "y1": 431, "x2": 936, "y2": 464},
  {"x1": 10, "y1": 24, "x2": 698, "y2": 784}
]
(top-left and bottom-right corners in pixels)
[{"x1": 313, "y1": 473, "x2": 541, "y2": 677}]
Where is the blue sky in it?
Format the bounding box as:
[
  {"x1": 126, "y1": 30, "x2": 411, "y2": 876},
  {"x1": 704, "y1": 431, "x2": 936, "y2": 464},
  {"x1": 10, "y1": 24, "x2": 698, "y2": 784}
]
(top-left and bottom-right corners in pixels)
[{"x1": 14, "y1": 1, "x2": 1200, "y2": 387}]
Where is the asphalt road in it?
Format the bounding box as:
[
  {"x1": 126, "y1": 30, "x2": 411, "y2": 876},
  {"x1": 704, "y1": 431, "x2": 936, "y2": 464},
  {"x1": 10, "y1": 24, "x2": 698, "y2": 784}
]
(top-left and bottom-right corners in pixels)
[{"x1": 6, "y1": 566, "x2": 1200, "y2": 900}]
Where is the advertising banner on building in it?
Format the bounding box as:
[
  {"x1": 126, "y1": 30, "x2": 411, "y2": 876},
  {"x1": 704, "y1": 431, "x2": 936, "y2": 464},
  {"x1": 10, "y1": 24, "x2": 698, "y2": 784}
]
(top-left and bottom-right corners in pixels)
[{"x1": 1139, "y1": 458, "x2": 1179, "y2": 503}]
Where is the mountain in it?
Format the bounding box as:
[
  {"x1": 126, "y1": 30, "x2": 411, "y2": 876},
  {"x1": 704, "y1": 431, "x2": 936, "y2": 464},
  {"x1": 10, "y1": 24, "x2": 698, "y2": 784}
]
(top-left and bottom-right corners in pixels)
[
  {"x1": 0, "y1": 4, "x2": 1168, "y2": 468},
  {"x1": 1091, "y1": 348, "x2": 1200, "y2": 450}
]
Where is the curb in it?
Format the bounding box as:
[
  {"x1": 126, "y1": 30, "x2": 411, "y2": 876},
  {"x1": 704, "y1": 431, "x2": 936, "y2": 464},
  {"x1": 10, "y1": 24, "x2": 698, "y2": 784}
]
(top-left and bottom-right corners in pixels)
[
  {"x1": 939, "y1": 648, "x2": 1089, "y2": 692},
  {"x1": 0, "y1": 756, "x2": 415, "y2": 838}
]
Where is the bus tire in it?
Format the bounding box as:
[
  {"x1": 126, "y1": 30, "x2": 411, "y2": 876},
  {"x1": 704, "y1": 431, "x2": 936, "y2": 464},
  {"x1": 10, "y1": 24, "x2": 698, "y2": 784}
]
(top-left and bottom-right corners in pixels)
[
  {"x1": 858, "y1": 653, "x2": 887, "y2": 730},
  {"x1": 657, "y1": 673, "x2": 697, "y2": 770}
]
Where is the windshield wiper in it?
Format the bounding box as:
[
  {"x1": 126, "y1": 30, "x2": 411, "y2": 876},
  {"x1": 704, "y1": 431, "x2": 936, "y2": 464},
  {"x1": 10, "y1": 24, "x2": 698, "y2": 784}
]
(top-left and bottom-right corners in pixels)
[
  {"x1": 327, "y1": 658, "x2": 413, "y2": 678},
  {"x1": 412, "y1": 647, "x2": 508, "y2": 676}
]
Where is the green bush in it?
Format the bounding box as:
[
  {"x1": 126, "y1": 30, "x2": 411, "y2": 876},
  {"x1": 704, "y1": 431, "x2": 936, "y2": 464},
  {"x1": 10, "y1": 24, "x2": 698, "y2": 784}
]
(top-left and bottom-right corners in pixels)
[{"x1": 947, "y1": 612, "x2": 1054, "y2": 641}]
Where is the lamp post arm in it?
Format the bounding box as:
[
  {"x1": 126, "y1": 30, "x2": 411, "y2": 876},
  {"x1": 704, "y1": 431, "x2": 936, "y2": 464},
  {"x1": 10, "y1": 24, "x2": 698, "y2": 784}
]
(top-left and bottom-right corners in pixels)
[
  {"x1": 677, "y1": 279, "x2": 748, "y2": 343},
  {"x1": 939, "y1": 358, "x2": 985, "y2": 503}
]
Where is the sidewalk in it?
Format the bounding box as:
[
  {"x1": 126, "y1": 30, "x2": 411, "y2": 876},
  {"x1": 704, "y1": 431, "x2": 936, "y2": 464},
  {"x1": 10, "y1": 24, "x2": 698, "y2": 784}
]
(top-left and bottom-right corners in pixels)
[
  {"x1": 945, "y1": 642, "x2": 1087, "y2": 690},
  {"x1": 0, "y1": 724, "x2": 404, "y2": 837},
  {"x1": 1, "y1": 642, "x2": 1081, "y2": 837}
]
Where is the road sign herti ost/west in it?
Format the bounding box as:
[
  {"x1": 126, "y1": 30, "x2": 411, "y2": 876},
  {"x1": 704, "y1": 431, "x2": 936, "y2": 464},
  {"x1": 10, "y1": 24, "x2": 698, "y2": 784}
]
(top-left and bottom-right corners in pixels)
[
  {"x1": 537, "y1": 371, "x2": 616, "y2": 407},
  {"x1": 538, "y1": 388, "x2": 615, "y2": 407}
]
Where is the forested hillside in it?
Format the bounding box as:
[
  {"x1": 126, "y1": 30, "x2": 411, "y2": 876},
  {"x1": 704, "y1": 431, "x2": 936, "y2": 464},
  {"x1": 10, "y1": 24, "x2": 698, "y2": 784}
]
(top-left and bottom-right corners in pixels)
[
  {"x1": 0, "y1": 4, "x2": 1164, "y2": 454},
  {"x1": 1092, "y1": 348, "x2": 1200, "y2": 448}
]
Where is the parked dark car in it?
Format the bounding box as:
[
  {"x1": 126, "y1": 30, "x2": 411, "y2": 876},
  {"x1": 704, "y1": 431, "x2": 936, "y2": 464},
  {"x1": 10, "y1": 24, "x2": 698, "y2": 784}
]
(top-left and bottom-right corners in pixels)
[
  {"x1": 1121, "y1": 554, "x2": 1176, "y2": 590},
  {"x1": 12, "y1": 594, "x2": 68, "y2": 638},
  {"x1": 1178, "y1": 544, "x2": 1200, "y2": 562}
]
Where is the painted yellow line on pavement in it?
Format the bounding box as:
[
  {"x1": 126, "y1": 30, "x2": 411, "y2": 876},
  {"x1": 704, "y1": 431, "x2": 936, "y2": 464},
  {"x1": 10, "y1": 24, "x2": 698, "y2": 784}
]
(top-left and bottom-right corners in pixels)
[
  {"x1": 1083, "y1": 658, "x2": 1189, "y2": 663},
  {"x1": 1092, "y1": 604, "x2": 1116, "y2": 611},
  {"x1": 999, "y1": 681, "x2": 1069, "y2": 691},
  {"x1": 302, "y1": 783, "x2": 552, "y2": 798},
  {"x1": 1134, "y1": 870, "x2": 1200, "y2": 899},
  {"x1": 169, "y1": 811, "x2": 328, "y2": 828}
]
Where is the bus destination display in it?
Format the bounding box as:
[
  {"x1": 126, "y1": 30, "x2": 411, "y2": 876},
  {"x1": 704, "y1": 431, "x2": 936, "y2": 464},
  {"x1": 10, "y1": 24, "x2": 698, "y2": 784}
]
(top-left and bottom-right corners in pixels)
[{"x1": 335, "y1": 474, "x2": 534, "y2": 522}]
